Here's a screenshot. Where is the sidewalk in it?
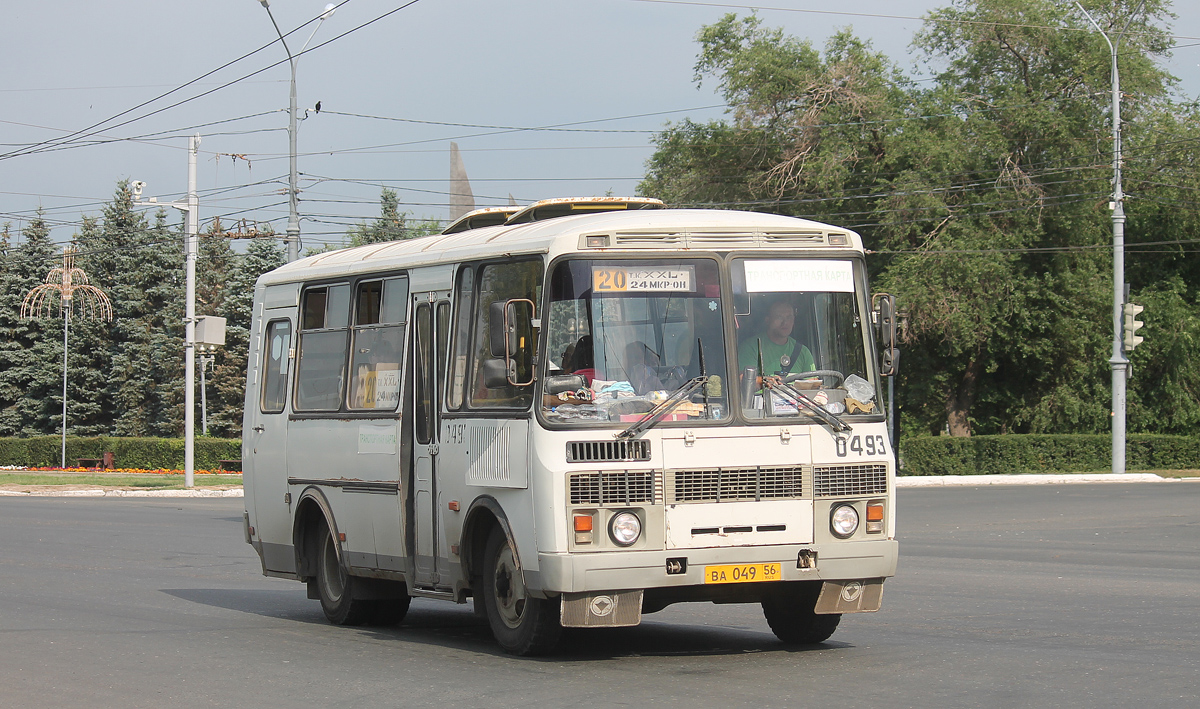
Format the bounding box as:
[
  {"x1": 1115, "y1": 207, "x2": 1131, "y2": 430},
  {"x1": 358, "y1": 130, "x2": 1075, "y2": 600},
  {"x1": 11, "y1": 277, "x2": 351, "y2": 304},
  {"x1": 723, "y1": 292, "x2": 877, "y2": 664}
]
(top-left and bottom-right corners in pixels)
[
  {"x1": 896, "y1": 472, "x2": 1173, "y2": 487},
  {"x1": 0, "y1": 487, "x2": 244, "y2": 498}
]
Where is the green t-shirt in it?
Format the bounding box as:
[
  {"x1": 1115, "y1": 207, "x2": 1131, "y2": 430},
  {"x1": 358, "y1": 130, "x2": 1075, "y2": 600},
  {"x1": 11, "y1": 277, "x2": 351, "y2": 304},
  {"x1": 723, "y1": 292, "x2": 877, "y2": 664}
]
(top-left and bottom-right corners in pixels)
[{"x1": 738, "y1": 336, "x2": 815, "y2": 376}]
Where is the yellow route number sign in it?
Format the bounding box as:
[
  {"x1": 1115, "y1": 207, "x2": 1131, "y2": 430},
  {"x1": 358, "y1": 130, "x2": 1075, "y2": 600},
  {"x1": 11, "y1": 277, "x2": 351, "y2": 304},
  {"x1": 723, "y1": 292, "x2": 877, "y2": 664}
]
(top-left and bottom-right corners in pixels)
[{"x1": 592, "y1": 266, "x2": 694, "y2": 293}]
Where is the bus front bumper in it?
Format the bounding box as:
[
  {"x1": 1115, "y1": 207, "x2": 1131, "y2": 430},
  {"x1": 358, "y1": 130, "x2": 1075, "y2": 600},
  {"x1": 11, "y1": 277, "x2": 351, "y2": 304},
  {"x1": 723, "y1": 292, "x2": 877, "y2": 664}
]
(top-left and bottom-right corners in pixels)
[{"x1": 530, "y1": 539, "x2": 898, "y2": 596}]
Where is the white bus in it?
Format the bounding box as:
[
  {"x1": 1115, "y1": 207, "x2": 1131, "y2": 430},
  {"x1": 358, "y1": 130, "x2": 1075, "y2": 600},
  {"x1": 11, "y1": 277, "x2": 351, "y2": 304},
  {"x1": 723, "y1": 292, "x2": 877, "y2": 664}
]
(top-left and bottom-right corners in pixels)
[{"x1": 242, "y1": 199, "x2": 899, "y2": 655}]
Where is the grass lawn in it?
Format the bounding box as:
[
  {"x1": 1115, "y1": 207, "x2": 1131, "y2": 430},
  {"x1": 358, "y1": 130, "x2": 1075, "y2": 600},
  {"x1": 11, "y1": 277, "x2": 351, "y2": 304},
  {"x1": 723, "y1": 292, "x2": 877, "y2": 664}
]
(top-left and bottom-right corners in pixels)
[
  {"x1": 0, "y1": 471, "x2": 242, "y2": 489},
  {"x1": 1144, "y1": 469, "x2": 1200, "y2": 479}
]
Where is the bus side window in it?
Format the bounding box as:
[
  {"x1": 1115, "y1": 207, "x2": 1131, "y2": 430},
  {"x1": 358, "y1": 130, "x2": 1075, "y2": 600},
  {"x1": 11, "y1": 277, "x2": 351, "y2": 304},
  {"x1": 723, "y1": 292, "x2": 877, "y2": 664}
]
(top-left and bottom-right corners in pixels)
[
  {"x1": 261, "y1": 319, "x2": 292, "y2": 413},
  {"x1": 447, "y1": 266, "x2": 474, "y2": 410},
  {"x1": 294, "y1": 284, "x2": 350, "y2": 411},
  {"x1": 468, "y1": 259, "x2": 542, "y2": 409},
  {"x1": 348, "y1": 277, "x2": 408, "y2": 411}
]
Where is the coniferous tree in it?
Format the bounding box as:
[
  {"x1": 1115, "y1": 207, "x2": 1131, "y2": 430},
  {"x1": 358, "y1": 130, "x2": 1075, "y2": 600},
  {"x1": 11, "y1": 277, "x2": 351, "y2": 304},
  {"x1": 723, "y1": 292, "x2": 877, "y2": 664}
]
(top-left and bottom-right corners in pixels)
[
  {"x1": 348, "y1": 189, "x2": 441, "y2": 246},
  {"x1": 106, "y1": 206, "x2": 185, "y2": 437},
  {"x1": 0, "y1": 215, "x2": 75, "y2": 435},
  {"x1": 206, "y1": 234, "x2": 285, "y2": 436}
]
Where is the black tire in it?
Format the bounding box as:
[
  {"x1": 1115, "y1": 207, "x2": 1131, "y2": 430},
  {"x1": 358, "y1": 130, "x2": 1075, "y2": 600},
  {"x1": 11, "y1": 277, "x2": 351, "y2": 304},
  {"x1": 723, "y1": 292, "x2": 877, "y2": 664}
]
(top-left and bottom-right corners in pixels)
[
  {"x1": 315, "y1": 521, "x2": 374, "y2": 626},
  {"x1": 368, "y1": 593, "x2": 412, "y2": 627},
  {"x1": 481, "y1": 526, "x2": 561, "y2": 655},
  {"x1": 761, "y1": 583, "x2": 841, "y2": 644}
]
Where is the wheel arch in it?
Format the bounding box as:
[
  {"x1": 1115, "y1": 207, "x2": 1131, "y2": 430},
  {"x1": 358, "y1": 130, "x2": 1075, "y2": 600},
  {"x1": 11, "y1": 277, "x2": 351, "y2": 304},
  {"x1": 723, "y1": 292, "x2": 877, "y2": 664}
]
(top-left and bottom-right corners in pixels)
[
  {"x1": 460, "y1": 495, "x2": 517, "y2": 590},
  {"x1": 293, "y1": 486, "x2": 339, "y2": 582}
]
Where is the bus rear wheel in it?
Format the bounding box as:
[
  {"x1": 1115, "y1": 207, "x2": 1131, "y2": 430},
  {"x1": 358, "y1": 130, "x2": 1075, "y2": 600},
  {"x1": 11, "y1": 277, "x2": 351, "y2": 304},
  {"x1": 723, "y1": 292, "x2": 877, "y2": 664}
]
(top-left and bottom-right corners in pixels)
[
  {"x1": 481, "y1": 527, "x2": 561, "y2": 655},
  {"x1": 761, "y1": 584, "x2": 841, "y2": 644},
  {"x1": 316, "y1": 521, "x2": 379, "y2": 626}
]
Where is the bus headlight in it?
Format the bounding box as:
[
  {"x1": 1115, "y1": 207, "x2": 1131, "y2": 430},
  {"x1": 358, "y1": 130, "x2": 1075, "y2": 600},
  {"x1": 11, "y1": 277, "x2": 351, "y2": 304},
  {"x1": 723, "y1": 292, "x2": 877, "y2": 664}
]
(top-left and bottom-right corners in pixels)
[
  {"x1": 830, "y1": 504, "x2": 859, "y2": 539},
  {"x1": 609, "y1": 511, "x2": 642, "y2": 547}
]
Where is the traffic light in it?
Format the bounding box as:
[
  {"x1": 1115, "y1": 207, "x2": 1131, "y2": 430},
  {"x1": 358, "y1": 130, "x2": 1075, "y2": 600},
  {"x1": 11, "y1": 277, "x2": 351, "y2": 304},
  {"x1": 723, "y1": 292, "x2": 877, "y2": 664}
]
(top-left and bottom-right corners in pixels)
[{"x1": 1122, "y1": 302, "x2": 1145, "y2": 351}]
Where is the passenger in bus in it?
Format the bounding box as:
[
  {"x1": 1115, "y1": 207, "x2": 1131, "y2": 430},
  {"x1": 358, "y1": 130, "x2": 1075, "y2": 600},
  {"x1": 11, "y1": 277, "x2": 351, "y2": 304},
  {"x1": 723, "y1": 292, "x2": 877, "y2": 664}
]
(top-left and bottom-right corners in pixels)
[
  {"x1": 562, "y1": 335, "x2": 596, "y2": 384},
  {"x1": 737, "y1": 300, "x2": 815, "y2": 377}
]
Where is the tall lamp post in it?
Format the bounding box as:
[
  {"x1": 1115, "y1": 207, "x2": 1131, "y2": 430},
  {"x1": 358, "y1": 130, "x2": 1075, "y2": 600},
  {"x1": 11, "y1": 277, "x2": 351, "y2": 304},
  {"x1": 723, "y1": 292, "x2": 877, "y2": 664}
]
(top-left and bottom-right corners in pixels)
[
  {"x1": 21, "y1": 246, "x2": 113, "y2": 470},
  {"x1": 1074, "y1": 1, "x2": 1146, "y2": 475},
  {"x1": 134, "y1": 133, "x2": 200, "y2": 487},
  {"x1": 256, "y1": 1, "x2": 336, "y2": 263}
]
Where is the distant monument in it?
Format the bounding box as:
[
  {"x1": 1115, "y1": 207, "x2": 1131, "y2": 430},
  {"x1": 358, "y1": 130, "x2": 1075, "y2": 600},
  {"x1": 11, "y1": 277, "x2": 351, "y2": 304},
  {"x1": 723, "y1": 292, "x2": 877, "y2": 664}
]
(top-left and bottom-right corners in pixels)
[{"x1": 449, "y1": 142, "x2": 476, "y2": 221}]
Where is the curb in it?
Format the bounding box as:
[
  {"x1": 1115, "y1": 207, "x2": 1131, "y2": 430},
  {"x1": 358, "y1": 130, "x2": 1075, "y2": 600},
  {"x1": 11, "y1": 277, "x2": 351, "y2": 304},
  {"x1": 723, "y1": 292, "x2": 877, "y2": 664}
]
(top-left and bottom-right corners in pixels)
[
  {"x1": 896, "y1": 473, "x2": 1166, "y2": 487},
  {"x1": 0, "y1": 488, "x2": 244, "y2": 498}
]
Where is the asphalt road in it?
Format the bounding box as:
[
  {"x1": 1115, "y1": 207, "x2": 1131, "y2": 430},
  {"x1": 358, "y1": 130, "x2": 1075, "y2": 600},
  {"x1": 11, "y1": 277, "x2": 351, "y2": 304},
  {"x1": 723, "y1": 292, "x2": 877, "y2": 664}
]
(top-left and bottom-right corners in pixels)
[{"x1": 1, "y1": 483, "x2": 1197, "y2": 709}]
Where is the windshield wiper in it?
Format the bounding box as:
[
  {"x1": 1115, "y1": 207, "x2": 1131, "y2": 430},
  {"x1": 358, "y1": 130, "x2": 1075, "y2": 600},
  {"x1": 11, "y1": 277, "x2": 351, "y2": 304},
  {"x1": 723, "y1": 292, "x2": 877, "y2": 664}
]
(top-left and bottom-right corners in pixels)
[
  {"x1": 763, "y1": 377, "x2": 853, "y2": 434},
  {"x1": 615, "y1": 376, "x2": 708, "y2": 440}
]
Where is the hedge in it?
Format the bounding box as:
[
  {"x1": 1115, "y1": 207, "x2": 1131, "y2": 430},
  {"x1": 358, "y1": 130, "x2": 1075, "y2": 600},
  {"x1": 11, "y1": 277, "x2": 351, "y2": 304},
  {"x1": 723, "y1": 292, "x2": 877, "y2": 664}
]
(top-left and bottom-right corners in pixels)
[
  {"x1": 0, "y1": 436, "x2": 241, "y2": 470},
  {"x1": 900, "y1": 434, "x2": 1200, "y2": 476}
]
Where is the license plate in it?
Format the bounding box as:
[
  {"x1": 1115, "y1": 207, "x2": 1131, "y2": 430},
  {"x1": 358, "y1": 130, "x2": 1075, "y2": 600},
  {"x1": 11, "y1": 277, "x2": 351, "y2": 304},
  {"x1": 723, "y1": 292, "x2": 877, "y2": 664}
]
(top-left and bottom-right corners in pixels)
[{"x1": 703, "y1": 562, "x2": 782, "y2": 584}]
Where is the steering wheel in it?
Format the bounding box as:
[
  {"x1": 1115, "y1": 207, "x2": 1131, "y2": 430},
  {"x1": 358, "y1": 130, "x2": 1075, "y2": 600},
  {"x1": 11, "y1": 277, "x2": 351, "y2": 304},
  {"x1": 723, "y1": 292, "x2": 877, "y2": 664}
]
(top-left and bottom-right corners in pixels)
[{"x1": 784, "y1": 369, "x2": 845, "y2": 388}]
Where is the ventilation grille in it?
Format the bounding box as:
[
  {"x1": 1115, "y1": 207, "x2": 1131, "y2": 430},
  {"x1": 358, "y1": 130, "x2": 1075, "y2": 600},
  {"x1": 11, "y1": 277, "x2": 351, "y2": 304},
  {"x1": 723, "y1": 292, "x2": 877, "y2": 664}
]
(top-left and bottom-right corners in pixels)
[
  {"x1": 666, "y1": 466, "x2": 805, "y2": 504},
  {"x1": 466, "y1": 426, "x2": 511, "y2": 484},
  {"x1": 761, "y1": 230, "x2": 827, "y2": 245},
  {"x1": 569, "y1": 471, "x2": 660, "y2": 505},
  {"x1": 607, "y1": 229, "x2": 834, "y2": 249},
  {"x1": 813, "y1": 464, "x2": 888, "y2": 498},
  {"x1": 612, "y1": 231, "x2": 685, "y2": 248},
  {"x1": 567, "y1": 439, "x2": 651, "y2": 463}
]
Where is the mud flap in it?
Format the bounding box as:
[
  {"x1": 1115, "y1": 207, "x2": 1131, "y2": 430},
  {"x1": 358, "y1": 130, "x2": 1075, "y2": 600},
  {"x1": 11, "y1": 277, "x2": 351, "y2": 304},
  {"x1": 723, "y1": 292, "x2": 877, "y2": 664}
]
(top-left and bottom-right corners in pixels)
[
  {"x1": 560, "y1": 590, "x2": 643, "y2": 627},
  {"x1": 814, "y1": 578, "x2": 884, "y2": 614}
]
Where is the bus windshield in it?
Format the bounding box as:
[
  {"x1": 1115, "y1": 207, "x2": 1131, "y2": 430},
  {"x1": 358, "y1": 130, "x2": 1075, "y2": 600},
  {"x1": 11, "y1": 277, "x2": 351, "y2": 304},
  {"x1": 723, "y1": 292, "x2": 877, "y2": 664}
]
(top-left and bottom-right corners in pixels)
[
  {"x1": 542, "y1": 258, "x2": 729, "y2": 424},
  {"x1": 731, "y1": 258, "x2": 876, "y2": 420}
]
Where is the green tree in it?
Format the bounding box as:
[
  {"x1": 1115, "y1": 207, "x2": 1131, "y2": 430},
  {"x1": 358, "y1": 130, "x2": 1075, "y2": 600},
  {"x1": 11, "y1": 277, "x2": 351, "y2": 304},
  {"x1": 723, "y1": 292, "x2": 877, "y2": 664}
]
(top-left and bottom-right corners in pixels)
[
  {"x1": 348, "y1": 188, "x2": 441, "y2": 246},
  {"x1": 0, "y1": 215, "x2": 63, "y2": 435},
  {"x1": 641, "y1": 1, "x2": 1193, "y2": 436},
  {"x1": 205, "y1": 234, "x2": 285, "y2": 437}
]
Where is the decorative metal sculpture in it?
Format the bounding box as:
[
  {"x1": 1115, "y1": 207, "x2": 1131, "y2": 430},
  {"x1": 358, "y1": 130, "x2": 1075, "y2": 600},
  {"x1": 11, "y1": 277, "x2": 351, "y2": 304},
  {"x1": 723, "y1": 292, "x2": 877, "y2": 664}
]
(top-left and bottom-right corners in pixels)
[{"x1": 21, "y1": 246, "x2": 113, "y2": 469}]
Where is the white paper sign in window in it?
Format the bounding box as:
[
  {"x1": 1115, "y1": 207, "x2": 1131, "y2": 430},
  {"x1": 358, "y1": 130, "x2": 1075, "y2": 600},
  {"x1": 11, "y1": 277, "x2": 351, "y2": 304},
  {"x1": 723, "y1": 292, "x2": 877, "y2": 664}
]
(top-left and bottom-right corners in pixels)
[
  {"x1": 744, "y1": 260, "x2": 855, "y2": 293},
  {"x1": 358, "y1": 423, "x2": 398, "y2": 455}
]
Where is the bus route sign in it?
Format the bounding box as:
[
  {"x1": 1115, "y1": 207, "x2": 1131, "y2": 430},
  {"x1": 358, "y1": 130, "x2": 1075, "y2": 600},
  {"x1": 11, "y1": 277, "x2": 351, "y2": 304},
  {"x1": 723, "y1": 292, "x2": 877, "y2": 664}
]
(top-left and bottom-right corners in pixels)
[{"x1": 592, "y1": 266, "x2": 694, "y2": 293}]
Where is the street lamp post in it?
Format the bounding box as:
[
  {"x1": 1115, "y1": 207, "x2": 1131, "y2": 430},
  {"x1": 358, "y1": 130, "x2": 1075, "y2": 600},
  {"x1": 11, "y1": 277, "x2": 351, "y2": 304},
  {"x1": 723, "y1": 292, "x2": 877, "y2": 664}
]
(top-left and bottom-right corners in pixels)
[
  {"x1": 134, "y1": 133, "x2": 200, "y2": 487},
  {"x1": 256, "y1": 1, "x2": 336, "y2": 263},
  {"x1": 1074, "y1": 1, "x2": 1146, "y2": 475},
  {"x1": 21, "y1": 247, "x2": 113, "y2": 470}
]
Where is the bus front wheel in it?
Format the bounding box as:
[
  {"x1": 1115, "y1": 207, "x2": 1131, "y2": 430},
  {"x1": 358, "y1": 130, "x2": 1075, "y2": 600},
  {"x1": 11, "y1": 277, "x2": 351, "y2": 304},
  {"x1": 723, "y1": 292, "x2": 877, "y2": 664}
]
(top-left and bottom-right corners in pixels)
[
  {"x1": 761, "y1": 584, "x2": 841, "y2": 644},
  {"x1": 482, "y1": 527, "x2": 561, "y2": 655}
]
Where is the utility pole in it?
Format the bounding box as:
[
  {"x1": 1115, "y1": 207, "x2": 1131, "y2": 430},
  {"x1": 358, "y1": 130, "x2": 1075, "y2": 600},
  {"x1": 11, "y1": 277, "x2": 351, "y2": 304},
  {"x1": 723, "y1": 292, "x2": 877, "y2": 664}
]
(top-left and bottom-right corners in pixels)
[
  {"x1": 186, "y1": 135, "x2": 198, "y2": 488},
  {"x1": 134, "y1": 133, "x2": 200, "y2": 488},
  {"x1": 1075, "y1": 1, "x2": 1145, "y2": 475},
  {"x1": 256, "y1": 1, "x2": 336, "y2": 262}
]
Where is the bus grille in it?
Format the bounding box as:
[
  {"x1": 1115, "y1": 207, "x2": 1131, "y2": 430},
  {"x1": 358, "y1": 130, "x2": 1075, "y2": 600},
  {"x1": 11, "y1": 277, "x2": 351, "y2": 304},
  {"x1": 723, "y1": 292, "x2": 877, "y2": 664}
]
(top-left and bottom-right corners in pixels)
[
  {"x1": 567, "y1": 439, "x2": 651, "y2": 463},
  {"x1": 666, "y1": 467, "x2": 804, "y2": 503},
  {"x1": 813, "y1": 464, "x2": 888, "y2": 497},
  {"x1": 569, "y1": 471, "x2": 659, "y2": 505}
]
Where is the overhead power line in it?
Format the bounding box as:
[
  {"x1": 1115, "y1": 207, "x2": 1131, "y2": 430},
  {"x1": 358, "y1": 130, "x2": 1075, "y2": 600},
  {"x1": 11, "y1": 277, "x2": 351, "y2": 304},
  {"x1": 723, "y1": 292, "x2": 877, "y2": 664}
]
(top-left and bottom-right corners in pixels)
[
  {"x1": 0, "y1": 0, "x2": 426, "y2": 162},
  {"x1": 628, "y1": 0, "x2": 1200, "y2": 42}
]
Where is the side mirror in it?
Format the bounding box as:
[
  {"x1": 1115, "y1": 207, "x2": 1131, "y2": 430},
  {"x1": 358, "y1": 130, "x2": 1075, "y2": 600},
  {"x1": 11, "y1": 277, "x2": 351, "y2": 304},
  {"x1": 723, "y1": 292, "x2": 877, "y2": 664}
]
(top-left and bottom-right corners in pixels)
[
  {"x1": 873, "y1": 293, "x2": 899, "y2": 377},
  {"x1": 489, "y1": 301, "x2": 512, "y2": 357},
  {"x1": 487, "y1": 298, "x2": 537, "y2": 386},
  {"x1": 481, "y1": 358, "x2": 514, "y2": 389}
]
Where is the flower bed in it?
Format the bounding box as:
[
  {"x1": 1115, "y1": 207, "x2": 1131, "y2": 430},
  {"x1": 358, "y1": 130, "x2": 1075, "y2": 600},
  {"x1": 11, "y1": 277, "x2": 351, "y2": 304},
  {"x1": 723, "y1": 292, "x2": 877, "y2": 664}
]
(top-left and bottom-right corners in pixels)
[{"x1": 12, "y1": 466, "x2": 240, "y2": 476}]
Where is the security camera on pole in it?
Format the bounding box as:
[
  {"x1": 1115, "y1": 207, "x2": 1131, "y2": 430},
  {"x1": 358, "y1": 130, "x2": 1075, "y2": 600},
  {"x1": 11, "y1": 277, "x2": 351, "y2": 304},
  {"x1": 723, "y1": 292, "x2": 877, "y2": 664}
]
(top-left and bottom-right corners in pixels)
[{"x1": 133, "y1": 134, "x2": 200, "y2": 488}]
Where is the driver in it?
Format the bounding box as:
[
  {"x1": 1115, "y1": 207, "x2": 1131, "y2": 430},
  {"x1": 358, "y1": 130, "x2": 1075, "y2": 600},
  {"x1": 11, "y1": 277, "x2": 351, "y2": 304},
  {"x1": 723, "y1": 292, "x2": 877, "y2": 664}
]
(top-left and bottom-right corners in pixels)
[{"x1": 737, "y1": 300, "x2": 815, "y2": 377}]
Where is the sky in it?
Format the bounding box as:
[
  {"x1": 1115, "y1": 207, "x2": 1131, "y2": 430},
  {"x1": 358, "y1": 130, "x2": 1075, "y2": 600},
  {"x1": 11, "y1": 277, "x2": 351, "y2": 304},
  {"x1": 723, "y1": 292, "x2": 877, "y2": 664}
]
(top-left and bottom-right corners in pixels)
[{"x1": 3, "y1": 0, "x2": 1200, "y2": 252}]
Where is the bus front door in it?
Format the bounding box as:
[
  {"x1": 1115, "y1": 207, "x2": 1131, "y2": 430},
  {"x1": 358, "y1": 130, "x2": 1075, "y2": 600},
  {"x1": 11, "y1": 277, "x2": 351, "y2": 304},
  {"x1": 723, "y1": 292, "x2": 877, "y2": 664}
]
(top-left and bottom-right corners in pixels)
[{"x1": 410, "y1": 295, "x2": 450, "y2": 589}]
